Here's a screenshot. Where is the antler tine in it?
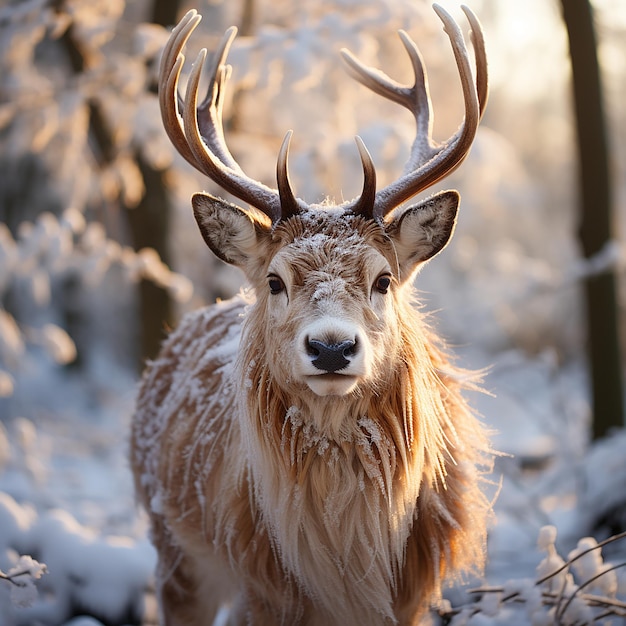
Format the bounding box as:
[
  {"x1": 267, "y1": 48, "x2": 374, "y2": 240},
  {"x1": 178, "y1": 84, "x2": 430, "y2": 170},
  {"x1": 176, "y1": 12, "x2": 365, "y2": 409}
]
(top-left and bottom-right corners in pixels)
[
  {"x1": 277, "y1": 130, "x2": 304, "y2": 220},
  {"x1": 348, "y1": 136, "x2": 377, "y2": 219},
  {"x1": 342, "y1": 4, "x2": 486, "y2": 220},
  {"x1": 159, "y1": 11, "x2": 204, "y2": 171},
  {"x1": 159, "y1": 11, "x2": 285, "y2": 223},
  {"x1": 195, "y1": 27, "x2": 243, "y2": 172},
  {"x1": 182, "y1": 47, "x2": 283, "y2": 221},
  {"x1": 160, "y1": 20, "x2": 240, "y2": 172},
  {"x1": 378, "y1": 4, "x2": 484, "y2": 217},
  {"x1": 340, "y1": 30, "x2": 437, "y2": 168},
  {"x1": 462, "y1": 4, "x2": 488, "y2": 119}
]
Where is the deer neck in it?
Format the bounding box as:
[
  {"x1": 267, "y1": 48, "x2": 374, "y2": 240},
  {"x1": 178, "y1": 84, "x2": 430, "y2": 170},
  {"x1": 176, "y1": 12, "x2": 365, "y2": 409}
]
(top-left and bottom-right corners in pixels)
[{"x1": 236, "y1": 348, "x2": 449, "y2": 622}]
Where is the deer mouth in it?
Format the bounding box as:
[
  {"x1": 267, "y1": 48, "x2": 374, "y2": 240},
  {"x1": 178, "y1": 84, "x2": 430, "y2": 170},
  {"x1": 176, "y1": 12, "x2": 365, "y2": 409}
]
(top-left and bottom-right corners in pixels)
[
  {"x1": 304, "y1": 373, "x2": 359, "y2": 397},
  {"x1": 311, "y1": 373, "x2": 355, "y2": 381}
]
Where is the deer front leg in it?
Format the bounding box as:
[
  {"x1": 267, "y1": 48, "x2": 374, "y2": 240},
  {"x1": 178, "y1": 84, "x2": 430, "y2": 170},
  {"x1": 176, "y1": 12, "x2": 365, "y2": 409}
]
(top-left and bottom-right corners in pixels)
[{"x1": 150, "y1": 515, "x2": 234, "y2": 626}]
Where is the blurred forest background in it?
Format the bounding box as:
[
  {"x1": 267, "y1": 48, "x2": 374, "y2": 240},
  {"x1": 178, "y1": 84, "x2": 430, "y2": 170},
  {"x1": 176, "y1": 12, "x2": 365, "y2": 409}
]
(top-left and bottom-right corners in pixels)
[{"x1": 0, "y1": 0, "x2": 626, "y2": 623}]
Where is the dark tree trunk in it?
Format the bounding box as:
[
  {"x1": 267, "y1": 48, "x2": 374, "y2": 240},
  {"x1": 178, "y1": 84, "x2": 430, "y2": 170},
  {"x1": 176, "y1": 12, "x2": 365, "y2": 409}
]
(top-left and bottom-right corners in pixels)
[
  {"x1": 561, "y1": 0, "x2": 624, "y2": 438},
  {"x1": 121, "y1": 0, "x2": 183, "y2": 365},
  {"x1": 125, "y1": 157, "x2": 174, "y2": 364},
  {"x1": 53, "y1": 0, "x2": 181, "y2": 367},
  {"x1": 150, "y1": 0, "x2": 180, "y2": 28},
  {"x1": 239, "y1": 0, "x2": 257, "y2": 36}
]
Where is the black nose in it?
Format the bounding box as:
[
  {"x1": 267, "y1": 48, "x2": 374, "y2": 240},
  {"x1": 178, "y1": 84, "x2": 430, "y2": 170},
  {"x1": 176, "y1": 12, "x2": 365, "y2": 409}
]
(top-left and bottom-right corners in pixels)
[{"x1": 307, "y1": 338, "x2": 357, "y2": 373}]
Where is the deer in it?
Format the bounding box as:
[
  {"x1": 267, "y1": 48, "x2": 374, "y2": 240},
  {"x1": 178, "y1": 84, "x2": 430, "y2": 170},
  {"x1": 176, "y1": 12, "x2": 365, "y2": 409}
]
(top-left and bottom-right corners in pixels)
[{"x1": 131, "y1": 4, "x2": 492, "y2": 625}]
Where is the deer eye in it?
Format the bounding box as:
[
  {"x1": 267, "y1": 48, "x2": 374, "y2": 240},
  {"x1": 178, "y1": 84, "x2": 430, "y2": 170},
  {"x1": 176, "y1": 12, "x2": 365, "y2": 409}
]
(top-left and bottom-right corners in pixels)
[
  {"x1": 268, "y1": 275, "x2": 285, "y2": 295},
  {"x1": 374, "y1": 273, "x2": 392, "y2": 295}
]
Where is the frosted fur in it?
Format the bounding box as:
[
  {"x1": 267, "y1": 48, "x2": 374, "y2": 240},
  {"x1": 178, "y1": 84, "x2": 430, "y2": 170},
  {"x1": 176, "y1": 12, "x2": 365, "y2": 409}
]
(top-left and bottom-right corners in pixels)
[
  {"x1": 131, "y1": 209, "x2": 493, "y2": 626},
  {"x1": 135, "y1": 5, "x2": 493, "y2": 620}
]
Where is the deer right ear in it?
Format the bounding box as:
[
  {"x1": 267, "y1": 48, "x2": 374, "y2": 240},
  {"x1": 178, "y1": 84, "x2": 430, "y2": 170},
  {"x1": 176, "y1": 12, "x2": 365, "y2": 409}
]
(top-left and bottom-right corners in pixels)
[
  {"x1": 386, "y1": 190, "x2": 459, "y2": 281},
  {"x1": 192, "y1": 193, "x2": 272, "y2": 268}
]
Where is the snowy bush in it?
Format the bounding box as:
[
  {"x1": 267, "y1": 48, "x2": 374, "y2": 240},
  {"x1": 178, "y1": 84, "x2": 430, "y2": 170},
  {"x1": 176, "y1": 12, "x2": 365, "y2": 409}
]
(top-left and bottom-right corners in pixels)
[
  {"x1": 442, "y1": 526, "x2": 626, "y2": 625},
  {"x1": 0, "y1": 207, "x2": 192, "y2": 400},
  {"x1": 0, "y1": 0, "x2": 625, "y2": 624},
  {"x1": 0, "y1": 492, "x2": 154, "y2": 626},
  {"x1": 0, "y1": 0, "x2": 195, "y2": 404}
]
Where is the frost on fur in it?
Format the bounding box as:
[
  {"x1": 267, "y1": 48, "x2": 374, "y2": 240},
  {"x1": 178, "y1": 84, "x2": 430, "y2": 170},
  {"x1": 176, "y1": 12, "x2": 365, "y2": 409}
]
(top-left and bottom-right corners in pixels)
[{"x1": 131, "y1": 5, "x2": 493, "y2": 625}]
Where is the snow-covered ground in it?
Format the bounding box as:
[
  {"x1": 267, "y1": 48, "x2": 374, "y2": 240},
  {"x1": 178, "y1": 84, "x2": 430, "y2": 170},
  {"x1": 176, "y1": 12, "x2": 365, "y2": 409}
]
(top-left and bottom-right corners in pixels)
[
  {"x1": 1, "y1": 333, "x2": 625, "y2": 625},
  {"x1": 1, "y1": 0, "x2": 626, "y2": 624}
]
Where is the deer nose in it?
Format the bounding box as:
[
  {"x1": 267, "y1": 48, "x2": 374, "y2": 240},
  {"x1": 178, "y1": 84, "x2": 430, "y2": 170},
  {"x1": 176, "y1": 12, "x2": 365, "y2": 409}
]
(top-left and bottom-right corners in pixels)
[{"x1": 306, "y1": 338, "x2": 357, "y2": 373}]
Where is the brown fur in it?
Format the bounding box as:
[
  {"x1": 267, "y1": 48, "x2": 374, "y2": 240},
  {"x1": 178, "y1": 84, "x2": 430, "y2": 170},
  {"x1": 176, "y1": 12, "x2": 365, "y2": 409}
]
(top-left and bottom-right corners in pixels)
[{"x1": 131, "y1": 210, "x2": 492, "y2": 625}]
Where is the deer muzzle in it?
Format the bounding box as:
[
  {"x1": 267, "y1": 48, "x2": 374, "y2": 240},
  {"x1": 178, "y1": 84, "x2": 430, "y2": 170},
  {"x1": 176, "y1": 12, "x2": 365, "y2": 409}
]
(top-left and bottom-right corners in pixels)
[{"x1": 307, "y1": 338, "x2": 357, "y2": 373}]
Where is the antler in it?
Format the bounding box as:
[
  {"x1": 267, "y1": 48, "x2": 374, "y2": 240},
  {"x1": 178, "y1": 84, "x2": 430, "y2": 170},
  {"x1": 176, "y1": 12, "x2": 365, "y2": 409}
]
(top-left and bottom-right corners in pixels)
[
  {"x1": 160, "y1": 11, "x2": 286, "y2": 223},
  {"x1": 160, "y1": 10, "x2": 380, "y2": 224},
  {"x1": 341, "y1": 4, "x2": 488, "y2": 221},
  {"x1": 160, "y1": 5, "x2": 486, "y2": 225}
]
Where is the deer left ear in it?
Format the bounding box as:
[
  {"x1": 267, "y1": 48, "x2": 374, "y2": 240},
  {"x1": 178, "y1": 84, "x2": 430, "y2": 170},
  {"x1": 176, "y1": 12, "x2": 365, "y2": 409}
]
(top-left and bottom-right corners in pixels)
[
  {"x1": 386, "y1": 190, "x2": 459, "y2": 281},
  {"x1": 192, "y1": 192, "x2": 272, "y2": 270}
]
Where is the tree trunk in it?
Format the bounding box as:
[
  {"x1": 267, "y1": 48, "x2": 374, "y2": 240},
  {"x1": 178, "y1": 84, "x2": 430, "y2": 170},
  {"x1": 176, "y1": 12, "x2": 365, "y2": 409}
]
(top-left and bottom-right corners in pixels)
[
  {"x1": 150, "y1": 0, "x2": 180, "y2": 28},
  {"x1": 122, "y1": 0, "x2": 183, "y2": 365},
  {"x1": 561, "y1": 0, "x2": 624, "y2": 438},
  {"x1": 125, "y1": 157, "x2": 174, "y2": 364}
]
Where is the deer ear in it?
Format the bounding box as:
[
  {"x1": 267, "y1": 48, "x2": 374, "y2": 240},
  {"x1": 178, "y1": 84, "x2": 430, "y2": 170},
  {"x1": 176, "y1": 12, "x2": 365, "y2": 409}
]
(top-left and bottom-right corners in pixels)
[
  {"x1": 192, "y1": 192, "x2": 271, "y2": 268},
  {"x1": 387, "y1": 190, "x2": 459, "y2": 281}
]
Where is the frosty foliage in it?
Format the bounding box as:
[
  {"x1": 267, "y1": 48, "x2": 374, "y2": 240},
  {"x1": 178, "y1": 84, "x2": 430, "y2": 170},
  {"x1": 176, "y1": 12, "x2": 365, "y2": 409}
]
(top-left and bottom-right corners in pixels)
[
  {"x1": 0, "y1": 0, "x2": 624, "y2": 624},
  {"x1": 0, "y1": 0, "x2": 172, "y2": 208},
  {"x1": 443, "y1": 526, "x2": 626, "y2": 625},
  {"x1": 0, "y1": 208, "x2": 191, "y2": 398},
  {"x1": 0, "y1": 554, "x2": 47, "y2": 609},
  {"x1": 0, "y1": 0, "x2": 195, "y2": 405}
]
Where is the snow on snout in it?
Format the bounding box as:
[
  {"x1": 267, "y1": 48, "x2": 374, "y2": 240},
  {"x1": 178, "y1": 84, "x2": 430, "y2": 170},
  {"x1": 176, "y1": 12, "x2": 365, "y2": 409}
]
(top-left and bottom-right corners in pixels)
[{"x1": 311, "y1": 276, "x2": 348, "y2": 302}]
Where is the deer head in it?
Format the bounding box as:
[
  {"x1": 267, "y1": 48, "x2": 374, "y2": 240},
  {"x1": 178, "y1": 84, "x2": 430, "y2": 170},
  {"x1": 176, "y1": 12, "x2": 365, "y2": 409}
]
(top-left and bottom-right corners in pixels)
[{"x1": 159, "y1": 5, "x2": 487, "y2": 401}]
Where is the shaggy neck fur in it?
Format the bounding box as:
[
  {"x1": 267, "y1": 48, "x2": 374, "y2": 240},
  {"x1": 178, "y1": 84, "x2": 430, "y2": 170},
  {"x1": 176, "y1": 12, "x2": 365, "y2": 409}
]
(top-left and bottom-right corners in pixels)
[{"x1": 236, "y1": 294, "x2": 476, "y2": 624}]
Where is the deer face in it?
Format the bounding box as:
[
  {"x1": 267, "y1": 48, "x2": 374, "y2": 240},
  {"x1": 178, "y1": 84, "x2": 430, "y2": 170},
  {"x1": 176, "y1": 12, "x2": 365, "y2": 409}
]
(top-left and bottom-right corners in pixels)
[
  {"x1": 193, "y1": 191, "x2": 459, "y2": 397},
  {"x1": 163, "y1": 3, "x2": 484, "y2": 395},
  {"x1": 264, "y1": 216, "x2": 392, "y2": 397}
]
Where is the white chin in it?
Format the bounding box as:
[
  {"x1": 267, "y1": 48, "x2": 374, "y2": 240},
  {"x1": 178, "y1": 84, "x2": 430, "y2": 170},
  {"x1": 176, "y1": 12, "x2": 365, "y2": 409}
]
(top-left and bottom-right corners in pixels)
[{"x1": 305, "y1": 374, "x2": 359, "y2": 397}]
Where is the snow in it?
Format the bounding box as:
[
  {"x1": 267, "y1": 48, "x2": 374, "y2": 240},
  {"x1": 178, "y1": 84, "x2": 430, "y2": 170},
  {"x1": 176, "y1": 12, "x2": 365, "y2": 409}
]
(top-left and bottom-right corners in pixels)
[
  {"x1": 0, "y1": 398, "x2": 155, "y2": 624},
  {"x1": 6, "y1": 555, "x2": 47, "y2": 609},
  {"x1": 2, "y1": 286, "x2": 623, "y2": 624},
  {"x1": 1, "y1": 0, "x2": 626, "y2": 624}
]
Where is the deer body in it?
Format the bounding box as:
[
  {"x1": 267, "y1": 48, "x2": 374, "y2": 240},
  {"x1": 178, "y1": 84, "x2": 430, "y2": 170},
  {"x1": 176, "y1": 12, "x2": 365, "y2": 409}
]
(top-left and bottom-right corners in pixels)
[{"x1": 131, "y1": 6, "x2": 492, "y2": 625}]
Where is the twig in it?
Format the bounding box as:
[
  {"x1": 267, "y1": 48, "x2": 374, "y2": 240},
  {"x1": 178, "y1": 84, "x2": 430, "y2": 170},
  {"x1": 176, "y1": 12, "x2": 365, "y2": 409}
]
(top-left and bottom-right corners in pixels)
[
  {"x1": 536, "y1": 530, "x2": 626, "y2": 586},
  {"x1": 556, "y1": 562, "x2": 626, "y2": 622},
  {"x1": 0, "y1": 568, "x2": 31, "y2": 587}
]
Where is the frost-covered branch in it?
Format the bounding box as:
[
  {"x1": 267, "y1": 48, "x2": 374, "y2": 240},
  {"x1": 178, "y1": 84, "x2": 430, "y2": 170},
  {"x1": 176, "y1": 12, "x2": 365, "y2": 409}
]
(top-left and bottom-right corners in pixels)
[
  {"x1": 536, "y1": 528, "x2": 626, "y2": 586},
  {"x1": 0, "y1": 555, "x2": 47, "y2": 609},
  {"x1": 441, "y1": 526, "x2": 626, "y2": 625}
]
